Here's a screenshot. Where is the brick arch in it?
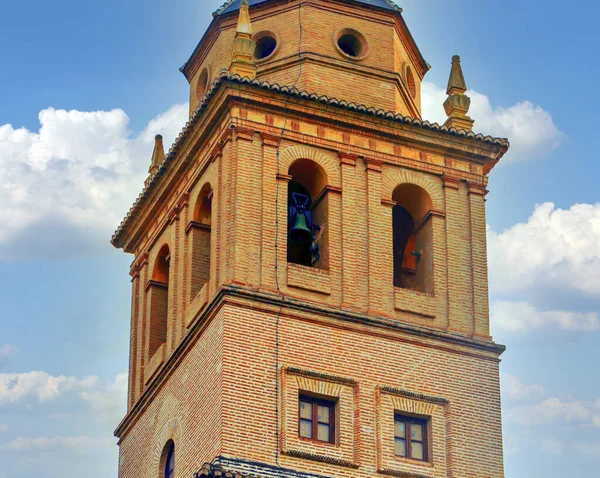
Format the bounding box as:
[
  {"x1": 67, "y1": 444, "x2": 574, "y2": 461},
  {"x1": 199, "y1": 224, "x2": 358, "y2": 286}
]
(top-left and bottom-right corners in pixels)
[
  {"x1": 189, "y1": 166, "x2": 217, "y2": 217},
  {"x1": 383, "y1": 169, "x2": 443, "y2": 211},
  {"x1": 151, "y1": 417, "x2": 181, "y2": 477},
  {"x1": 390, "y1": 396, "x2": 437, "y2": 417},
  {"x1": 295, "y1": 376, "x2": 344, "y2": 397},
  {"x1": 278, "y1": 145, "x2": 340, "y2": 188}
]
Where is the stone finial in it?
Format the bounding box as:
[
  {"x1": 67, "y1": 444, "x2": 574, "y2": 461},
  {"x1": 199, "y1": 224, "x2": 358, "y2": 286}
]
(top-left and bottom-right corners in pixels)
[
  {"x1": 228, "y1": 0, "x2": 257, "y2": 78},
  {"x1": 443, "y1": 55, "x2": 474, "y2": 131},
  {"x1": 148, "y1": 134, "x2": 165, "y2": 176}
]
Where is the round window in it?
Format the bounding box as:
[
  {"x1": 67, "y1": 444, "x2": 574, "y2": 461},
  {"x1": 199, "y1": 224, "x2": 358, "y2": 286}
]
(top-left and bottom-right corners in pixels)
[
  {"x1": 334, "y1": 28, "x2": 369, "y2": 60},
  {"x1": 254, "y1": 32, "x2": 277, "y2": 61}
]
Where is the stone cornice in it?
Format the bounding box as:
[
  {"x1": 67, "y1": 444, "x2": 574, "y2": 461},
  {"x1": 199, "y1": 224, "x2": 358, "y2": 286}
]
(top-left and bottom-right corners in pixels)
[
  {"x1": 115, "y1": 284, "x2": 505, "y2": 440},
  {"x1": 112, "y1": 73, "x2": 508, "y2": 252}
]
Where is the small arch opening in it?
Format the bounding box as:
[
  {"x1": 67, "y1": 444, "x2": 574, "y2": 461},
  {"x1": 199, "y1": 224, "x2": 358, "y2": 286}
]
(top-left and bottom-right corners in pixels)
[
  {"x1": 406, "y1": 66, "x2": 417, "y2": 99},
  {"x1": 196, "y1": 68, "x2": 209, "y2": 102},
  {"x1": 392, "y1": 184, "x2": 433, "y2": 293},
  {"x1": 287, "y1": 159, "x2": 329, "y2": 269},
  {"x1": 254, "y1": 34, "x2": 277, "y2": 60},
  {"x1": 160, "y1": 440, "x2": 175, "y2": 478},
  {"x1": 149, "y1": 245, "x2": 170, "y2": 358},
  {"x1": 190, "y1": 183, "x2": 212, "y2": 299}
]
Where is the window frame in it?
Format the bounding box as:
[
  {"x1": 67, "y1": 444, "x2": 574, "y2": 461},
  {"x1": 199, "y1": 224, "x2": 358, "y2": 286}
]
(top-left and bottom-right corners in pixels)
[
  {"x1": 164, "y1": 442, "x2": 175, "y2": 478},
  {"x1": 298, "y1": 395, "x2": 336, "y2": 445},
  {"x1": 394, "y1": 414, "x2": 429, "y2": 462}
]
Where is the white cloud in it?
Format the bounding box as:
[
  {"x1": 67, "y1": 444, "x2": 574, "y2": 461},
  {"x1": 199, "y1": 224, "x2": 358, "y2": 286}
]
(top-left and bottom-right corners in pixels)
[
  {"x1": 492, "y1": 301, "x2": 600, "y2": 333},
  {"x1": 0, "y1": 371, "x2": 98, "y2": 405},
  {"x1": 80, "y1": 373, "x2": 127, "y2": 425},
  {"x1": 0, "y1": 104, "x2": 189, "y2": 261},
  {"x1": 421, "y1": 82, "x2": 564, "y2": 163},
  {"x1": 0, "y1": 435, "x2": 94, "y2": 452},
  {"x1": 508, "y1": 397, "x2": 600, "y2": 427},
  {"x1": 502, "y1": 373, "x2": 546, "y2": 401},
  {"x1": 488, "y1": 202, "x2": 600, "y2": 299},
  {"x1": 0, "y1": 424, "x2": 7, "y2": 432},
  {"x1": 0, "y1": 345, "x2": 18, "y2": 366}
]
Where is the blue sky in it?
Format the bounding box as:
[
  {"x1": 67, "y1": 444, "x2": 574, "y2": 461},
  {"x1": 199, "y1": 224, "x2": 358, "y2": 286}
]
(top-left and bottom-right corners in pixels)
[{"x1": 0, "y1": 1, "x2": 598, "y2": 477}]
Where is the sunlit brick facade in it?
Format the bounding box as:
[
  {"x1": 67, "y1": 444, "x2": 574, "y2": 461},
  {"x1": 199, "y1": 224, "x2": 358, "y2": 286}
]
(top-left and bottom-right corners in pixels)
[{"x1": 112, "y1": 1, "x2": 510, "y2": 477}]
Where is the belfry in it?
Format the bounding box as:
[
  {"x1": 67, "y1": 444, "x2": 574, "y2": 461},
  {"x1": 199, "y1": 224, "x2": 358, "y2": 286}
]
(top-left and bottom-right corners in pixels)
[{"x1": 112, "y1": 1, "x2": 509, "y2": 477}]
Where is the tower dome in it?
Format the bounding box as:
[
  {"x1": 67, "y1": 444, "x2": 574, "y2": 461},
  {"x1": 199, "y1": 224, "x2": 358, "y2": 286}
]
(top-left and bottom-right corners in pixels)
[{"x1": 181, "y1": 0, "x2": 428, "y2": 117}]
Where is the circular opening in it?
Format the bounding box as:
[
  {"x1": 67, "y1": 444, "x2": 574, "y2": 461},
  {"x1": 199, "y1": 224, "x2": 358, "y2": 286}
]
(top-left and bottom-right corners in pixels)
[
  {"x1": 338, "y1": 33, "x2": 362, "y2": 58},
  {"x1": 254, "y1": 35, "x2": 277, "y2": 60},
  {"x1": 406, "y1": 66, "x2": 417, "y2": 99},
  {"x1": 334, "y1": 28, "x2": 369, "y2": 60},
  {"x1": 196, "y1": 68, "x2": 209, "y2": 101}
]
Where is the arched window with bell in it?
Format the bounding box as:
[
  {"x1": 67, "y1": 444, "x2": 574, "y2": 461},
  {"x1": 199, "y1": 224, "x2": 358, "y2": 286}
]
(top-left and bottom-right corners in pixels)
[
  {"x1": 392, "y1": 184, "x2": 434, "y2": 294},
  {"x1": 287, "y1": 159, "x2": 329, "y2": 270}
]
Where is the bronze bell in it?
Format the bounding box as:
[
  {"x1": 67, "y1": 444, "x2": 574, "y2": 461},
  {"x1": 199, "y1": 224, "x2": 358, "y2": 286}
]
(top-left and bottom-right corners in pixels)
[{"x1": 289, "y1": 211, "x2": 313, "y2": 244}]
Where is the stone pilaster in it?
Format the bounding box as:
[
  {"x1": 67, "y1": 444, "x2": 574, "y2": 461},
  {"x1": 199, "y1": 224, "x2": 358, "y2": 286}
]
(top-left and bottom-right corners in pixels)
[
  {"x1": 443, "y1": 175, "x2": 474, "y2": 335},
  {"x1": 468, "y1": 182, "x2": 491, "y2": 339}
]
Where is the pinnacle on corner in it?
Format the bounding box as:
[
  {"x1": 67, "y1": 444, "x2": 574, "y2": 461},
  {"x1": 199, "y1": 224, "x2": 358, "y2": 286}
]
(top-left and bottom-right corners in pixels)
[
  {"x1": 443, "y1": 55, "x2": 475, "y2": 131},
  {"x1": 228, "y1": 0, "x2": 258, "y2": 79},
  {"x1": 148, "y1": 134, "x2": 165, "y2": 177}
]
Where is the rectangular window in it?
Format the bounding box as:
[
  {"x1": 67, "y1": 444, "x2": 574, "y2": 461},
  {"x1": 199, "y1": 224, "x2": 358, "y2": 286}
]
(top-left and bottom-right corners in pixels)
[
  {"x1": 299, "y1": 395, "x2": 335, "y2": 444},
  {"x1": 394, "y1": 415, "x2": 428, "y2": 461}
]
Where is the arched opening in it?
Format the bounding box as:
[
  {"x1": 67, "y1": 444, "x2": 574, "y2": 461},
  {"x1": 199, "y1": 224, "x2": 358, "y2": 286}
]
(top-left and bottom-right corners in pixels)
[
  {"x1": 149, "y1": 245, "x2": 170, "y2": 358},
  {"x1": 189, "y1": 183, "x2": 212, "y2": 299},
  {"x1": 392, "y1": 184, "x2": 433, "y2": 293},
  {"x1": 406, "y1": 66, "x2": 417, "y2": 99},
  {"x1": 287, "y1": 159, "x2": 329, "y2": 269},
  {"x1": 196, "y1": 68, "x2": 209, "y2": 102},
  {"x1": 160, "y1": 440, "x2": 175, "y2": 478}
]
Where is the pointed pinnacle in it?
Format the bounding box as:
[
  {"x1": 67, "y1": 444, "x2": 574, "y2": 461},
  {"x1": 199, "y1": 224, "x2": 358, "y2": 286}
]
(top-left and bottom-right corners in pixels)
[
  {"x1": 236, "y1": 0, "x2": 252, "y2": 36},
  {"x1": 446, "y1": 55, "x2": 467, "y2": 95},
  {"x1": 148, "y1": 134, "x2": 165, "y2": 174}
]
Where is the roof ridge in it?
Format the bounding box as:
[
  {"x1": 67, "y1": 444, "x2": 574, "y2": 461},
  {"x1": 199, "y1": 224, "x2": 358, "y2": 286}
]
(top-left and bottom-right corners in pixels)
[
  {"x1": 214, "y1": 0, "x2": 402, "y2": 16},
  {"x1": 111, "y1": 69, "x2": 509, "y2": 248}
]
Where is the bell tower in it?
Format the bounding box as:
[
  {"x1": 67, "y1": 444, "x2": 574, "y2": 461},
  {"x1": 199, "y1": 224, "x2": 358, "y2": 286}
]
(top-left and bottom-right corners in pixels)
[{"x1": 112, "y1": 1, "x2": 510, "y2": 478}]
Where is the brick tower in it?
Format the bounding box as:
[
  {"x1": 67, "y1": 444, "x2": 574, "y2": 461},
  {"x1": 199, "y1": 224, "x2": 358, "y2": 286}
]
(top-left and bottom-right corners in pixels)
[{"x1": 112, "y1": 1, "x2": 510, "y2": 477}]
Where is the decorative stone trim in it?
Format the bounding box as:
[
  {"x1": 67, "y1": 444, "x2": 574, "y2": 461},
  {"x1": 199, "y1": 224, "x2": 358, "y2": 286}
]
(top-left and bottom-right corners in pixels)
[
  {"x1": 378, "y1": 468, "x2": 431, "y2": 478},
  {"x1": 261, "y1": 132, "x2": 281, "y2": 147},
  {"x1": 379, "y1": 387, "x2": 449, "y2": 406},
  {"x1": 185, "y1": 220, "x2": 212, "y2": 235},
  {"x1": 282, "y1": 449, "x2": 359, "y2": 469},
  {"x1": 366, "y1": 157, "x2": 384, "y2": 173},
  {"x1": 285, "y1": 367, "x2": 357, "y2": 386},
  {"x1": 130, "y1": 253, "x2": 149, "y2": 278},
  {"x1": 339, "y1": 152, "x2": 358, "y2": 167},
  {"x1": 467, "y1": 182, "x2": 488, "y2": 196},
  {"x1": 234, "y1": 127, "x2": 255, "y2": 142},
  {"x1": 441, "y1": 174, "x2": 460, "y2": 190},
  {"x1": 145, "y1": 279, "x2": 168, "y2": 291}
]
